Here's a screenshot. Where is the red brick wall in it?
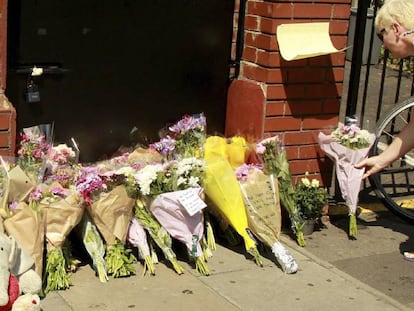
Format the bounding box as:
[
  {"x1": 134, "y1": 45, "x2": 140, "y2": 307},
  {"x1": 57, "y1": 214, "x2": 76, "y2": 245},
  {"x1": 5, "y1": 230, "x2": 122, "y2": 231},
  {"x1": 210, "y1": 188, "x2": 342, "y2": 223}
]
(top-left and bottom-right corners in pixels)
[
  {"x1": 226, "y1": 0, "x2": 351, "y2": 186},
  {"x1": 0, "y1": 0, "x2": 7, "y2": 89},
  {"x1": 0, "y1": 0, "x2": 17, "y2": 157}
]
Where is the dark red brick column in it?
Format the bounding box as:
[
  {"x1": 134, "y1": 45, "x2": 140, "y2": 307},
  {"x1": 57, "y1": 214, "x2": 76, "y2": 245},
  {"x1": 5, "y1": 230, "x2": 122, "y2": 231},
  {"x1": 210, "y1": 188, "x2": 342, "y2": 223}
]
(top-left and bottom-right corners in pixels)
[
  {"x1": 227, "y1": 0, "x2": 351, "y2": 186},
  {"x1": 0, "y1": 0, "x2": 17, "y2": 157}
]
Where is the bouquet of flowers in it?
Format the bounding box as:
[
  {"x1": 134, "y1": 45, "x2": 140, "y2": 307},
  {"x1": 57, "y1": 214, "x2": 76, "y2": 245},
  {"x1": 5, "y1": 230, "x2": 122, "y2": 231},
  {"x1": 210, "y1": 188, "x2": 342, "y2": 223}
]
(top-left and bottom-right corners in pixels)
[
  {"x1": 133, "y1": 157, "x2": 210, "y2": 275},
  {"x1": 75, "y1": 166, "x2": 136, "y2": 279},
  {"x1": 203, "y1": 136, "x2": 262, "y2": 266},
  {"x1": 16, "y1": 124, "x2": 53, "y2": 184},
  {"x1": 133, "y1": 198, "x2": 184, "y2": 275},
  {"x1": 0, "y1": 157, "x2": 36, "y2": 218},
  {"x1": 152, "y1": 113, "x2": 207, "y2": 158},
  {"x1": 318, "y1": 122, "x2": 375, "y2": 238},
  {"x1": 236, "y1": 164, "x2": 298, "y2": 273},
  {"x1": 256, "y1": 136, "x2": 306, "y2": 247},
  {"x1": 43, "y1": 143, "x2": 80, "y2": 188},
  {"x1": 4, "y1": 200, "x2": 45, "y2": 277},
  {"x1": 40, "y1": 183, "x2": 84, "y2": 293},
  {"x1": 294, "y1": 173, "x2": 331, "y2": 221}
]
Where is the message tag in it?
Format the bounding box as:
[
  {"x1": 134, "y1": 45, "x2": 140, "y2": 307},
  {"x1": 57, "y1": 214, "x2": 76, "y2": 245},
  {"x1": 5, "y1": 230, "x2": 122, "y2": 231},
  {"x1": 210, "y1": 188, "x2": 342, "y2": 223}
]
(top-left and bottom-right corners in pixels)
[{"x1": 178, "y1": 188, "x2": 206, "y2": 216}]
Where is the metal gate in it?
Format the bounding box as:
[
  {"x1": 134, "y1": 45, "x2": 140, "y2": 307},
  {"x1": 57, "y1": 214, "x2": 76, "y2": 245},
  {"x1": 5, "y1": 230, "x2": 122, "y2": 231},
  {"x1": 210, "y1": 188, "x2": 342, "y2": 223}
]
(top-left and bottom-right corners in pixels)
[{"x1": 345, "y1": 0, "x2": 414, "y2": 130}]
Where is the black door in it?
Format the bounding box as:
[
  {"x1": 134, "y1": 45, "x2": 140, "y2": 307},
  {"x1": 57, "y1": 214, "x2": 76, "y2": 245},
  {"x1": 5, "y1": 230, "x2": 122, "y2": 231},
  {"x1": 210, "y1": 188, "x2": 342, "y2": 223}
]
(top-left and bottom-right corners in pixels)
[{"x1": 6, "y1": 0, "x2": 234, "y2": 162}]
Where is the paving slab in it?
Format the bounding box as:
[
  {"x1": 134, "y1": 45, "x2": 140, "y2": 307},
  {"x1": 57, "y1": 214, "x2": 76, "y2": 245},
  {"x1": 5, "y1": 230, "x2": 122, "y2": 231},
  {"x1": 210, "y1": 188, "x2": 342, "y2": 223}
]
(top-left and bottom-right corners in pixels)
[{"x1": 40, "y1": 232, "x2": 411, "y2": 311}]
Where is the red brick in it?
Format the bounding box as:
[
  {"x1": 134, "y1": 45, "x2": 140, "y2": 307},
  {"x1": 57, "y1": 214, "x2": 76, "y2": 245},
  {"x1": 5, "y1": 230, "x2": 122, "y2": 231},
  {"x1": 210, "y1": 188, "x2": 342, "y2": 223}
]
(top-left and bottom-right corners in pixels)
[
  {"x1": 287, "y1": 100, "x2": 324, "y2": 115},
  {"x1": 330, "y1": 20, "x2": 350, "y2": 35},
  {"x1": 245, "y1": 15, "x2": 259, "y2": 31},
  {"x1": 0, "y1": 131, "x2": 8, "y2": 147},
  {"x1": 309, "y1": 52, "x2": 346, "y2": 66},
  {"x1": 266, "y1": 101, "x2": 286, "y2": 116},
  {"x1": 302, "y1": 115, "x2": 339, "y2": 129},
  {"x1": 285, "y1": 145, "x2": 299, "y2": 159},
  {"x1": 264, "y1": 117, "x2": 302, "y2": 131},
  {"x1": 295, "y1": 0, "x2": 350, "y2": 3},
  {"x1": 279, "y1": 57, "x2": 308, "y2": 67},
  {"x1": 257, "y1": 50, "x2": 280, "y2": 67},
  {"x1": 324, "y1": 100, "x2": 341, "y2": 114},
  {"x1": 245, "y1": 32, "x2": 277, "y2": 50},
  {"x1": 305, "y1": 83, "x2": 343, "y2": 98},
  {"x1": 284, "y1": 130, "x2": 321, "y2": 145},
  {"x1": 287, "y1": 68, "x2": 327, "y2": 84},
  {"x1": 289, "y1": 159, "x2": 322, "y2": 175},
  {"x1": 327, "y1": 68, "x2": 345, "y2": 82},
  {"x1": 267, "y1": 84, "x2": 306, "y2": 100},
  {"x1": 242, "y1": 63, "x2": 283, "y2": 83},
  {"x1": 248, "y1": 2, "x2": 293, "y2": 18},
  {"x1": 0, "y1": 148, "x2": 12, "y2": 157},
  {"x1": 331, "y1": 36, "x2": 348, "y2": 49},
  {"x1": 293, "y1": 4, "x2": 333, "y2": 19},
  {"x1": 259, "y1": 17, "x2": 279, "y2": 34},
  {"x1": 0, "y1": 113, "x2": 10, "y2": 131},
  {"x1": 332, "y1": 4, "x2": 352, "y2": 19},
  {"x1": 299, "y1": 144, "x2": 321, "y2": 159},
  {"x1": 0, "y1": 0, "x2": 6, "y2": 89},
  {"x1": 243, "y1": 46, "x2": 258, "y2": 63}
]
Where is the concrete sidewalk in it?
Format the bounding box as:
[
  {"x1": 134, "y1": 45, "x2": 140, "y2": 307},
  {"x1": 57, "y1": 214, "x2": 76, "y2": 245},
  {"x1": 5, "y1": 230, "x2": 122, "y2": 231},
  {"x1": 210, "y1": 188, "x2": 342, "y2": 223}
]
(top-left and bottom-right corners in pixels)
[{"x1": 40, "y1": 230, "x2": 411, "y2": 311}]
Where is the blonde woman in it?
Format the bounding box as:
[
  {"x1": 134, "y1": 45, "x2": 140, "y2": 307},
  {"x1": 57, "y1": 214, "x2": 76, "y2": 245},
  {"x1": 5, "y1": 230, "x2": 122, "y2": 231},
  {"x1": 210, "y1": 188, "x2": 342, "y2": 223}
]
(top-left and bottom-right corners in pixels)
[{"x1": 355, "y1": 0, "x2": 414, "y2": 261}]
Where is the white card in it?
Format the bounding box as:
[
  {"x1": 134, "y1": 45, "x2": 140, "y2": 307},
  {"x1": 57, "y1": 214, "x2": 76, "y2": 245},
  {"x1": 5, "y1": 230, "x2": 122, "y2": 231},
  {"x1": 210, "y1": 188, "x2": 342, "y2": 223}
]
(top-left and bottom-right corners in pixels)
[{"x1": 178, "y1": 188, "x2": 207, "y2": 216}]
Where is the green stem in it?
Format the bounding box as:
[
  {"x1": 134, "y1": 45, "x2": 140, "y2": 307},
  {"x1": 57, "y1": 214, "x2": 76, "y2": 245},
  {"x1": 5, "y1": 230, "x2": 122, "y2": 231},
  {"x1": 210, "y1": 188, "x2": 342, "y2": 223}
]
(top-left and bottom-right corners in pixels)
[
  {"x1": 248, "y1": 246, "x2": 263, "y2": 267},
  {"x1": 349, "y1": 214, "x2": 357, "y2": 238}
]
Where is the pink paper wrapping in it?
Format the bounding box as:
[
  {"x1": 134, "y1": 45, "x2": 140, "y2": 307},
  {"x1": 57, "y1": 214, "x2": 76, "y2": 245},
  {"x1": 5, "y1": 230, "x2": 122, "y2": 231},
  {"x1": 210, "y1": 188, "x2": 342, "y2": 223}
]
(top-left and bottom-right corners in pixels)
[
  {"x1": 318, "y1": 132, "x2": 375, "y2": 215},
  {"x1": 127, "y1": 217, "x2": 150, "y2": 257},
  {"x1": 149, "y1": 188, "x2": 204, "y2": 257}
]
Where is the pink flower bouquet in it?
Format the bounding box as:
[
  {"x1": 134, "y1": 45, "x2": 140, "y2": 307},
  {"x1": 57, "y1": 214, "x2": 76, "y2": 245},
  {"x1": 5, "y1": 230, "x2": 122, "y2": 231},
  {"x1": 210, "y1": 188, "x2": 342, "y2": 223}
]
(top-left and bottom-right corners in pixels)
[{"x1": 318, "y1": 123, "x2": 375, "y2": 238}]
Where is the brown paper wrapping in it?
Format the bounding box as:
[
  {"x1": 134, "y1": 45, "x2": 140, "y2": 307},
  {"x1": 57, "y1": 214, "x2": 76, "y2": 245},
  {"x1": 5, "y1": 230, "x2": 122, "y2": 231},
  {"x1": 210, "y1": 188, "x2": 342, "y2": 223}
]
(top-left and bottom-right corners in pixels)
[
  {"x1": 41, "y1": 185, "x2": 84, "y2": 252},
  {"x1": 4, "y1": 202, "x2": 45, "y2": 277},
  {"x1": 0, "y1": 166, "x2": 36, "y2": 219},
  {"x1": 8, "y1": 166, "x2": 36, "y2": 202},
  {"x1": 240, "y1": 171, "x2": 281, "y2": 247},
  {"x1": 86, "y1": 185, "x2": 134, "y2": 245}
]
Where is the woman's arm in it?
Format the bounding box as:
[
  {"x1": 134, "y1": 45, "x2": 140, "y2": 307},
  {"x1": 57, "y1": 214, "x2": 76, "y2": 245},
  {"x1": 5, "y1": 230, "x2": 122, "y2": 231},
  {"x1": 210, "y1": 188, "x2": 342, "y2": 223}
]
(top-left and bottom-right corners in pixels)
[{"x1": 355, "y1": 117, "x2": 414, "y2": 178}]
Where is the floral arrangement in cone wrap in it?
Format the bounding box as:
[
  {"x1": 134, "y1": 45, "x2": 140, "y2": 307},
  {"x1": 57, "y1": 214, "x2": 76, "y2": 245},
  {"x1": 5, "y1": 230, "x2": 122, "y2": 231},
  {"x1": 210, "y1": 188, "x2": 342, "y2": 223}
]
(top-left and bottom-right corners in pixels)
[
  {"x1": 132, "y1": 157, "x2": 210, "y2": 275},
  {"x1": 318, "y1": 121, "x2": 375, "y2": 238},
  {"x1": 255, "y1": 136, "x2": 306, "y2": 247}
]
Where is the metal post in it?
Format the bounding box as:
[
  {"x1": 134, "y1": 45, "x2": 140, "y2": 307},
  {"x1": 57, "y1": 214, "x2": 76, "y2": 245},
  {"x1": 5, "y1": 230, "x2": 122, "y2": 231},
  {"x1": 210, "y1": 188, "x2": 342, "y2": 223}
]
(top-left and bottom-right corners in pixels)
[{"x1": 346, "y1": 0, "x2": 370, "y2": 118}]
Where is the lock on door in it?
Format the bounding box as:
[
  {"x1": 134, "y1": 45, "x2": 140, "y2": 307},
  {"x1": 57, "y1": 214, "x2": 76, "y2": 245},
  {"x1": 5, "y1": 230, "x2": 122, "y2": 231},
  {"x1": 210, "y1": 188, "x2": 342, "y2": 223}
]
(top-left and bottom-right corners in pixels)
[{"x1": 26, "y1": 78, "x2": 40, "y2": 103}]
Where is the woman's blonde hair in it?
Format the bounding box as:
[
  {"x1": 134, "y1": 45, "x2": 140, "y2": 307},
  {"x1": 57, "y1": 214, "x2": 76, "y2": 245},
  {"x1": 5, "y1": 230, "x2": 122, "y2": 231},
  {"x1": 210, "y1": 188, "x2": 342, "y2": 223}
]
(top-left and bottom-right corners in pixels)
[{"x1": 375, "y1": 0, "x2": 414, "y2": 31}]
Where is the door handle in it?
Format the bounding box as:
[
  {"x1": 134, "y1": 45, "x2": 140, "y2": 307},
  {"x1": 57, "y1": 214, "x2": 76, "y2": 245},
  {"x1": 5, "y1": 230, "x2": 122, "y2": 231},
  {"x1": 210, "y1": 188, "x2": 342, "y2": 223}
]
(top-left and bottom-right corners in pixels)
[{"x1": 14, "y1": 64, "x2": 68, "y2": 76}]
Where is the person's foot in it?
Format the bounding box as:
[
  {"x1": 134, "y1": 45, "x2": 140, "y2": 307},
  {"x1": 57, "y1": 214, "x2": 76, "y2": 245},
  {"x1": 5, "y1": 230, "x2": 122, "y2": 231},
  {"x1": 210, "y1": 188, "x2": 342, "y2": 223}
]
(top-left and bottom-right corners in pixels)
[{"x1": 403, "y1": 252, "x2": 414, "y2": 262}]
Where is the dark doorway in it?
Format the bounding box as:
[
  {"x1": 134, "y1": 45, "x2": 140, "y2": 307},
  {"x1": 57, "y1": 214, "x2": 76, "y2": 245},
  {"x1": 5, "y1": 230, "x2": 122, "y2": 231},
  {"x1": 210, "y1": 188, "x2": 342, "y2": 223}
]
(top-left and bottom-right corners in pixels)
[{"x1": 6, "y1": 0, "x2": 234, "y2": 162}]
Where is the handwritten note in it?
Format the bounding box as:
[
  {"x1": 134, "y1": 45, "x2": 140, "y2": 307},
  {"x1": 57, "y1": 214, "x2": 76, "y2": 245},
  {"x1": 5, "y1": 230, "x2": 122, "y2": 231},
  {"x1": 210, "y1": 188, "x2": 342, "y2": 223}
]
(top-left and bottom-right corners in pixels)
[{"x1": 178, "y1": 188, "x2": 207, "y2": 216}]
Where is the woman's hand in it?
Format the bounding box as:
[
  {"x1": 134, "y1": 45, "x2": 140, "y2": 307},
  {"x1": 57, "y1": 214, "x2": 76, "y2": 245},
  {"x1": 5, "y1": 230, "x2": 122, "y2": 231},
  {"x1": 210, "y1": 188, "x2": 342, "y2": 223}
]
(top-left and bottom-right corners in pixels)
[{"x1": 354, "y1": 156, "x2": 390, "y2": 179}]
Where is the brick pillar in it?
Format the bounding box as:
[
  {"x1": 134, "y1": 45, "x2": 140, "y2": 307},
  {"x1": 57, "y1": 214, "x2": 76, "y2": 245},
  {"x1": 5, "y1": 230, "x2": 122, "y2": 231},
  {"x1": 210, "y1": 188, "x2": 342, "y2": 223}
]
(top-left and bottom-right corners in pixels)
[
  {"x1": 226, "y1": 0, "x2": 351, "y2": 186},
  {"x1": 0, "y1": 0, "x2": 17, "y2": 157}
]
